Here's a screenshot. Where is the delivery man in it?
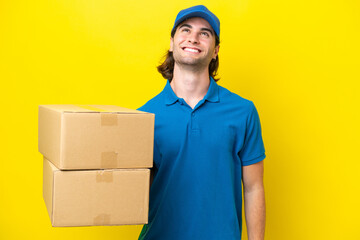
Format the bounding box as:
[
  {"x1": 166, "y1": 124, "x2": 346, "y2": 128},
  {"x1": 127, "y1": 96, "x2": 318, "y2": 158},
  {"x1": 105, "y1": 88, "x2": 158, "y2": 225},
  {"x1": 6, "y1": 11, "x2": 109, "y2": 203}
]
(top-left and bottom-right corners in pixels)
[{"x1": 138, "y1": 5, "x2": 266, "y2": 240}]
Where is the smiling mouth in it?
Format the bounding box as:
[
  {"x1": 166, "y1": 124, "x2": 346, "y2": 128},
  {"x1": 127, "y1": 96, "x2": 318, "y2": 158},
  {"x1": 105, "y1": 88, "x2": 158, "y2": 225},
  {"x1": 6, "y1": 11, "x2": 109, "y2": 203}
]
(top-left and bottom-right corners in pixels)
[{"x1": 182, "y1": 47, "x2": 201, "y2": 53}]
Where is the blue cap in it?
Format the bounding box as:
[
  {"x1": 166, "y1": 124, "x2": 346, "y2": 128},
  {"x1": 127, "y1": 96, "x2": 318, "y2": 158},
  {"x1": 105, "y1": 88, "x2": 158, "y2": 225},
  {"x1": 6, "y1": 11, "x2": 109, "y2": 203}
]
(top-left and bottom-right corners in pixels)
[{"x1": 172, "y1": 5, "x2": 220, "y2": 39}]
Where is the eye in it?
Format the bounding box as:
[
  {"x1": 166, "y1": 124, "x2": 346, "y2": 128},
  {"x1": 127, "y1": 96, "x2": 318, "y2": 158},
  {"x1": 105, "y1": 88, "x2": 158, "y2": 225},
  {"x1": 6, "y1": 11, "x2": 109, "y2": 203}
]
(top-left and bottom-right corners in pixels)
[
  {"x1": 201, "y1": 32, "x2": 209, "y2": 37},
  {"x1": 181, "y1": 28, "x2": 190, "y2": 32}
]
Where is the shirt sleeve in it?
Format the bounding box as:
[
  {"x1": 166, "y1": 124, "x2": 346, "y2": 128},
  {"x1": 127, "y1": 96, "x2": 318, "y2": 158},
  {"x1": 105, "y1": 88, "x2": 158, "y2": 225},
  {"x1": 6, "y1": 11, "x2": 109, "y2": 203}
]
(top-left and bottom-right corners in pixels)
[{"x1": 238, "y1": 102, "x2": 266, "y2": 166}]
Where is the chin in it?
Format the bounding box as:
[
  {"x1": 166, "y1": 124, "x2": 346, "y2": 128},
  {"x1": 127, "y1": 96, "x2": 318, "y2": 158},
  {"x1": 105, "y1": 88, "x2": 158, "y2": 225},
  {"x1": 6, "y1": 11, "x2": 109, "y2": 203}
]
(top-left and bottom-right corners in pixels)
[{"x1": 175, "y1": 57, "x2": 207, "y2": 66}]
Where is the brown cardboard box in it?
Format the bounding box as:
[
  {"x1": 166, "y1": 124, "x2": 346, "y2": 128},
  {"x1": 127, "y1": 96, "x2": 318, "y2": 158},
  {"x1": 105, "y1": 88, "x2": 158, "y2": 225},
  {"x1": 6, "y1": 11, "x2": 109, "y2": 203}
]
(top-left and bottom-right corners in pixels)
[
  {"x1": 43, "y1": 157, "x2": 150, "y2": 227},
  {"x1": 38, "y1": 104, "x2": 154, "y2": 170}
]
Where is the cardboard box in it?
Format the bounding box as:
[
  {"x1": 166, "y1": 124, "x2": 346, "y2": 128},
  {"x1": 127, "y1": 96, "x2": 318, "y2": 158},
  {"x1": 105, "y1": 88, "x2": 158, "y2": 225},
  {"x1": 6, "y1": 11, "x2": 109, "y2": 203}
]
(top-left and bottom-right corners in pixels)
[
  {"x1": 38, "y1": 104, "x2": 154, "y2": 170},
  {"x1": 43, "y1": 157, "x2": 150, "y2": 227}
]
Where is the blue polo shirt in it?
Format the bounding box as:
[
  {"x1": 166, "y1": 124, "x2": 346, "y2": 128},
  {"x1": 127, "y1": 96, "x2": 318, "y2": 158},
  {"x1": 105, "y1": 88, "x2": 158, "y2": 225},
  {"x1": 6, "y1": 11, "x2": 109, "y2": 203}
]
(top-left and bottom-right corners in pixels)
[{"x1": 138, "y1": 77, "x2": 266, "y2": 240}]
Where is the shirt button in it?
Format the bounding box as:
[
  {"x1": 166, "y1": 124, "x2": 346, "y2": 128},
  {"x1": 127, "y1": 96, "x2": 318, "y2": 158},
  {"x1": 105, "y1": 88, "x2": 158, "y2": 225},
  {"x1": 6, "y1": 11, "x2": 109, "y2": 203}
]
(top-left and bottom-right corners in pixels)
[{"x1": 191, "y1": 113, "x2": 195, "y2": 116}]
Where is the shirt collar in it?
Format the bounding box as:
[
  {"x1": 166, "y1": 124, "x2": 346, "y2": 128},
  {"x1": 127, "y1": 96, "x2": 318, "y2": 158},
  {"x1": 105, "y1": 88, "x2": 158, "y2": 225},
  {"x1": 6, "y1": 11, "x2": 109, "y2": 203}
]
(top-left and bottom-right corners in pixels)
[
  {"x1": 204, "y1": 77, "x2": 220, "y2": 103},
  {"x1": 164, "y1": 77, "x2": 220, "y2": 106},
  {"x1": 164, "y1": 80, "x2": 180, "y2": 105}
]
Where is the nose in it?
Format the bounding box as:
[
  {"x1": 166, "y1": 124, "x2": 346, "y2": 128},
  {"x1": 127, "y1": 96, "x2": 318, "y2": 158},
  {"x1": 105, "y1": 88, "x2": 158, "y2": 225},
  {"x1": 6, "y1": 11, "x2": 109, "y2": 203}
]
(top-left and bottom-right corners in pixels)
[{"x1": 187, "y1": 31, "x2": 199, "y2": 44}]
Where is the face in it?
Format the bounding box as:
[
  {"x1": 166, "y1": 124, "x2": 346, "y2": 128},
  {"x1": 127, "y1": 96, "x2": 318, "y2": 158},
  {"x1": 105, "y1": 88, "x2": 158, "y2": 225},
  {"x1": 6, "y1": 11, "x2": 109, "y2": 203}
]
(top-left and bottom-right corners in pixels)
[{"x1": 170, "y1": 17, "x2": 219, "y2": 69}]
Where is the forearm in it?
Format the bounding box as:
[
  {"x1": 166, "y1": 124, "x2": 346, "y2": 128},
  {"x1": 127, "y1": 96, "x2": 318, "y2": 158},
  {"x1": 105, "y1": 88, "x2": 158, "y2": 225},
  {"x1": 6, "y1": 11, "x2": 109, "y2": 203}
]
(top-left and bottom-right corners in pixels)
[{"x1": 244, "y1": 186, "x2": 266, "y2": 240}]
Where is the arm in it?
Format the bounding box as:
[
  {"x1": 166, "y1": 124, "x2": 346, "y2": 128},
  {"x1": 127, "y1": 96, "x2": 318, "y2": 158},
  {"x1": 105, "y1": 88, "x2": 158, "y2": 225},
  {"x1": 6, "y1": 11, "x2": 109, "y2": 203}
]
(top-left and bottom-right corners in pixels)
[{"x1": 242, "y1": 160, "x2": 265, "y2": 240}]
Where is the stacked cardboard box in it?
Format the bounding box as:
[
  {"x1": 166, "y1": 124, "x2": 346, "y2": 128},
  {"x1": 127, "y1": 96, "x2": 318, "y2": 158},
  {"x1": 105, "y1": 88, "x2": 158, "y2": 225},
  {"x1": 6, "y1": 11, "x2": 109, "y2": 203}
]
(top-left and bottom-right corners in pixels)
[{"x1": 38, "y1": 104, "x2": 154, "y2": 227}]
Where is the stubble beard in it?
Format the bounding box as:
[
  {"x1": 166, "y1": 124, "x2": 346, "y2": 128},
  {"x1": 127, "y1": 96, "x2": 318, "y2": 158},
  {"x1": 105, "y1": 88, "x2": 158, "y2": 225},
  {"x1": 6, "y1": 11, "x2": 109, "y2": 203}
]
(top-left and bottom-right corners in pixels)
[{"x1": 172, "y1": 49, "x2": 212, "y2": 72}]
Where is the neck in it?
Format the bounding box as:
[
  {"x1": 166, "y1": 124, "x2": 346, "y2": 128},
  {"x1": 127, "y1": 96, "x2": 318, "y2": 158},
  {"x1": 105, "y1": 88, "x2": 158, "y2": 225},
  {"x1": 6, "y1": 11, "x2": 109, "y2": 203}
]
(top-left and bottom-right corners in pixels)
[{"x1": 170, "y1": 64, "x2": 211, "y2": 109}]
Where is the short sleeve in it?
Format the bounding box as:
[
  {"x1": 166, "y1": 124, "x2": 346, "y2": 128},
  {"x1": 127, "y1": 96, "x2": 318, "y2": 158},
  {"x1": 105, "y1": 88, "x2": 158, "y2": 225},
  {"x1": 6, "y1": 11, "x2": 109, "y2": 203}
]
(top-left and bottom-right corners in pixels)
[{"x1": 238, "y1": 102, "x2": 266, "y2": 166}]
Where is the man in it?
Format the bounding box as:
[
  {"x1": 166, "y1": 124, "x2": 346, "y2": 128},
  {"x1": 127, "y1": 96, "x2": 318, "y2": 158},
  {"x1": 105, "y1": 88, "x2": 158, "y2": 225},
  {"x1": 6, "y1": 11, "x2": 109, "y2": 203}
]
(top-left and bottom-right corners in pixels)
[{"x1": 138, "y1": 5, "x2": 266, "y2": 240}]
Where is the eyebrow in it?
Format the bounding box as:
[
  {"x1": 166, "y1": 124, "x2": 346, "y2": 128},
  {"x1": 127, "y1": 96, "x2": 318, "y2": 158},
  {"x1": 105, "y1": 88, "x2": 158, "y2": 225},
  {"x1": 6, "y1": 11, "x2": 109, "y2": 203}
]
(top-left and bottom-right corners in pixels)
[{"x1": 178, "y1": 23, "x2": 214, "y2": 36}]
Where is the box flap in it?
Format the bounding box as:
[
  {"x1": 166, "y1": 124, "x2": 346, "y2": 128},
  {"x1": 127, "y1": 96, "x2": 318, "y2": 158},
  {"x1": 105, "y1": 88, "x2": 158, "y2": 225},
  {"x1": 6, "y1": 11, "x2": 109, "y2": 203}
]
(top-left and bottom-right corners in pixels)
[
  {"x1": 39, "y1": 104, "x2": 149, "y2": 114},
  {"x1": 85, "y1": 105, "x2": 144, "y2": 114},
  {"x1": 39, "y1": 105, "x2": 94, "y2": 113}
]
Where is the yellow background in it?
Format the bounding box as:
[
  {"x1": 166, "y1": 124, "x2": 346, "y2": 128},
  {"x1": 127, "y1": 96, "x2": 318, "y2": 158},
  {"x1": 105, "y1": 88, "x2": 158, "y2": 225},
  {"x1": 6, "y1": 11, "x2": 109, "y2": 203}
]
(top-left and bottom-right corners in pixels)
[{"x1": 1, "y1": 0, "x2": 359, "y2": 239}]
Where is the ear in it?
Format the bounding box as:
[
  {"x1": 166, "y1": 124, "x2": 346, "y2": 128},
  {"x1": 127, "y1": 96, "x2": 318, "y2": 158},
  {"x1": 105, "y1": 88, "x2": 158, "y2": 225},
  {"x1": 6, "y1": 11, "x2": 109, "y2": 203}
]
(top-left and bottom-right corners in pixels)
[
  {"x1": 169, "y1": 37, "x2": 174, "y2": 52},
  {"x1": 212, "y1": 45, "x2": 220, "y2": 59}
]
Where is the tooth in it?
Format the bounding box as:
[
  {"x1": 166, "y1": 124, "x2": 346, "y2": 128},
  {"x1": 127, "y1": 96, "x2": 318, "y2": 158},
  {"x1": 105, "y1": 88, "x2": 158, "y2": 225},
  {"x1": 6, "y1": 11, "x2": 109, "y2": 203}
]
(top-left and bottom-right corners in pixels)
[{"x1": 185, "y1": 48, "x2": 198, "y2": 53}]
